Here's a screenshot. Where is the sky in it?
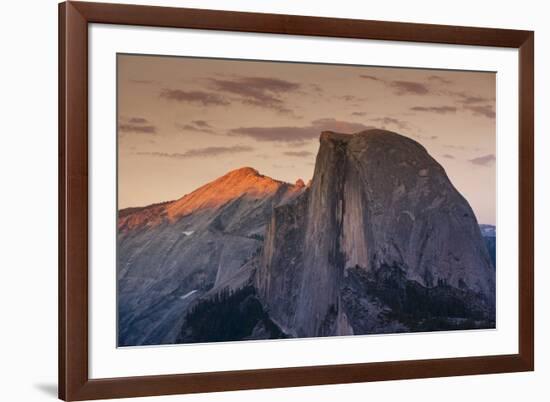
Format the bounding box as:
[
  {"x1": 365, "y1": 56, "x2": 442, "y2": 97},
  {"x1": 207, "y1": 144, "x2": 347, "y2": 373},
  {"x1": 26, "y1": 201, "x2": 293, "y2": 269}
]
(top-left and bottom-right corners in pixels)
[{"x1": 118, "y1": 54, "x2": 496, "y2": 224}]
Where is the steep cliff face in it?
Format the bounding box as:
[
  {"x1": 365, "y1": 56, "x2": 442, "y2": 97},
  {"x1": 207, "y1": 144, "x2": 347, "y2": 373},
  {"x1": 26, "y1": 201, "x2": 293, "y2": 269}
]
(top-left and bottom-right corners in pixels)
[
  {"x1": 117, "y1": 167, "x2": 304, "y2": 346},
  {"x1": 255, "y1": 190, "x2": 310, "y2": 336},
  {"x1": 257, "y1": 129, "x2": 495, "y2": 337}
]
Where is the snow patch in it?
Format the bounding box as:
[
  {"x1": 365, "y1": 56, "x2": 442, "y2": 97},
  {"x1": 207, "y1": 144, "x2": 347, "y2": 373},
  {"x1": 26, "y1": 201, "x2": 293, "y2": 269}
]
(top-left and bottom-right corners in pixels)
[{"x1": 180, "y1": 290, "x2": 198, "y2": 300}]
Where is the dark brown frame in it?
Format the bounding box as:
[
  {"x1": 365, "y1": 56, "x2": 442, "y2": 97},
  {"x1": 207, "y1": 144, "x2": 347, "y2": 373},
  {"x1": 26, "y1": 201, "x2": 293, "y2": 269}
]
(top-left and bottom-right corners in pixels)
[{"x1": 59, "y1": 1, "x2": 534, "y2": 400}]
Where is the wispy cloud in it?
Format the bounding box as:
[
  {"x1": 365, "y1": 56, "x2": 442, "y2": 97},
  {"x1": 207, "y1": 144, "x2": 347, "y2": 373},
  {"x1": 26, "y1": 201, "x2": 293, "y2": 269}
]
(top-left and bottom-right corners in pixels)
[
  {"x1": 449, "y1": 91, "x2": 492, "y2": 105},
  {"x1": 444, "y1": 144, "x2": 481, "y2": 151},
  {"x1": 359, "y1": 74, "x2": 383, "y2": 81},
  {"x1": 469, "y1": 154, "x2": 496, "y2": 166},
  {"x1": 193, "y1": 120, "x2": 211, "y2": 128},
  {"x1": 428, "y1": 75, "x2": 452, "y2": 85},
  {"x1": 414, "y1": 134, "x2": 438, "y2": 141},
  {"x1": 360, "y1": 74, "x2": 495, "y2": 117},
  {"x1": 129, "y1": 79, "x2": 157, "y2": 85},
  {"x1": 410, "y1": 106, "x2": 457, "y2": 114},
  {"x1": 176, "y1": 120, "x2": 216, "y2": 134},
  {"x1": 229, "y1": 118, "x2": 374, "y2": 143},
  {"x1": 273, "y1": 163, "x2": 296, "y2": 169},
  {"x1": 136, "y1": 145, "x2": 254, "y2": 159},
  {"x1": 443, "y1": 90, "x2": 495, "y2": 118},
  {"x1": 283, "y1": 150, "x2": 314, "y2": 157},
  {"x1": 119, "y1": 124, "x2": 156, "y2": 134},
  {"x1": 370, "y1": 117, "x2": 409, "y2": 130},
  {"x1": 464, "y1": 105, "x2": 496, "y2": 119},
  {"x1": 208, "y1": 76, "x2": 301, "y2": 114},
  {"x1": 351, "y1": 111, "x2": 368, "y2": 117},
  {"x1": 128, "y1": 117, "x2": 149, "y2": 124},
  {"x1": 308, "y1": 83, "x2": 324, "y2": 94},
  {"x1": 160, "y1": 89, "x2": 229, "y2": 106},
  {"x1": 442, "y1": 154, "x2": 455, "y2": 159},
  {"x1": 118, "y1": 117, "x2": 156, "y2": 134},
  {"x1": 390, "y1": 80, "x2": 430, "y2": 95},
  {"x1": 359, "y1": 74, "x2": 431, "y2": 96},
  {"x1": 337, "y1": 95, "x2": 368, "y2": 103}
]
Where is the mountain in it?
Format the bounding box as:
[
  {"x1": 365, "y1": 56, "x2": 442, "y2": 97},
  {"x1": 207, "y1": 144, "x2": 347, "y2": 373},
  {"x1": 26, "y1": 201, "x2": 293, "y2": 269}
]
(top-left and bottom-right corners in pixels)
[
  {"x1": 479, "y1": 224, "x2": 496, "y2": 268},
  {"x1": 255, "y1": 130, "x2": 495, "y2": 338},
  {"x1": 117, "y1": 167, "x2": 305, "y2": 346},
  {"x1": 118, "y1": 129, "x2": 496, "y2": 346}
]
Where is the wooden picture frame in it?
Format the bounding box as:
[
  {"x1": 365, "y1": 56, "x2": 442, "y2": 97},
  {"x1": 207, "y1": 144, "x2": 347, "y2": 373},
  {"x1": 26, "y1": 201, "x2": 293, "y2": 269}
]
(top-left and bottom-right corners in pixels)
[{"x1": 59, "y1": 1, "x2": 534, "y2": 400}]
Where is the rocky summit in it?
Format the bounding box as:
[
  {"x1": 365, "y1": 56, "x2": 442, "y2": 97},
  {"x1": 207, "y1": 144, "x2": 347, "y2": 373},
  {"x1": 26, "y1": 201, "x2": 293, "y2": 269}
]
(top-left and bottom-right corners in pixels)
[
  {"x1": 118, "y1": 129, "x2": 496, "y2": 346},
  {"x1": 256, "y1": 130, "x2": 495, "y2": 338}
]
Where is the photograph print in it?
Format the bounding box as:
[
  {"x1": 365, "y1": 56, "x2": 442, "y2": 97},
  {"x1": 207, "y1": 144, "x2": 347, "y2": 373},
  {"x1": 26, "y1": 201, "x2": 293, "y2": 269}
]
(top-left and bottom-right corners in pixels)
[{"x1": 117, "y1": 54, "x2": 496, "y2": 347}]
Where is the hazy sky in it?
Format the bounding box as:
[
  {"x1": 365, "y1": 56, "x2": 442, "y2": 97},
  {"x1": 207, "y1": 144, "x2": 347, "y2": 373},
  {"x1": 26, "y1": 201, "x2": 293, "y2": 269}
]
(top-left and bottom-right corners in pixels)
[{"x1": 118, "y1": 54, "x2": 496, "y2": 224}]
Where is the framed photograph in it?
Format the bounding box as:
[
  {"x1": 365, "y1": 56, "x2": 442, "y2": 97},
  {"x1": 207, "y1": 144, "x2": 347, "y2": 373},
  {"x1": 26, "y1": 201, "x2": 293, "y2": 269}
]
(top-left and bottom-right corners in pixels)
[{"x1": 59, "y1": 1, "x2": 534, "y2": 400}]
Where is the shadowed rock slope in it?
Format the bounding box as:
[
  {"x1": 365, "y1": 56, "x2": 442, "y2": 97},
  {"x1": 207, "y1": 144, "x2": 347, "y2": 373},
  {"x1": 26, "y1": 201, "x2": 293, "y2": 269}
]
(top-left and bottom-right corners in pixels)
[{"x1": 117, "y1": 167, "x2": 304, "y2": 346}]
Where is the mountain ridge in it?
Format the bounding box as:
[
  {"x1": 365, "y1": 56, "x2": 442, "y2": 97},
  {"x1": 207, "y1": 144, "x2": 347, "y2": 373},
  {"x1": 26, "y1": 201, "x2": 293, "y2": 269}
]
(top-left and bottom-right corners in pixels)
[
  {"x1": 118, "y1": 128, "x2": 496, "y2": 345},
  {"x1": 118, "y1": 166, "x2": 305, "y2": 234},
  {"x1": 117, "y1": 166, "x2": 306, "y2": 346}
]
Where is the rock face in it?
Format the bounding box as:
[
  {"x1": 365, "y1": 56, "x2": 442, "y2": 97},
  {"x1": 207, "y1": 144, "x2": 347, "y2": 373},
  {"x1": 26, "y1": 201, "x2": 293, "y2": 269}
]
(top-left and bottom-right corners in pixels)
[
  {"x1": 117, "y1": 167, "x2": 304, "y2": 346},
  {"x1": 119, "y1": 129, "x2": 496, "y2": 346},
  {"x1": 256, "y1": 130, "x2": 495, "y2": 337}
]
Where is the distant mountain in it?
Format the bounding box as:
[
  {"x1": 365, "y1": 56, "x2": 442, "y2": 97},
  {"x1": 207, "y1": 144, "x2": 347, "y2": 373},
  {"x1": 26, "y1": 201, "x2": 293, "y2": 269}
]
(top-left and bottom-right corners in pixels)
[
  {"x1": 118, "y1": 129, "x2": 496, "y2": 346},
  {"x1": 479, "y1": 224, "x2": 496, "y2": 268},
  {"x1": 479, "y1": 224, "x2": 496, "y2": 237}
]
